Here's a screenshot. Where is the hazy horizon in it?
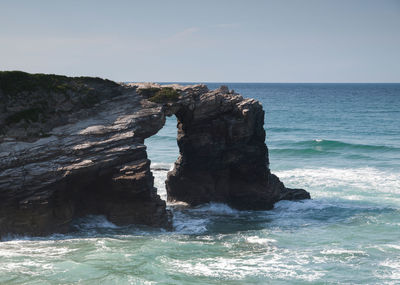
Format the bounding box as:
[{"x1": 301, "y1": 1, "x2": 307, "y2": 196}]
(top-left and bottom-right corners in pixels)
[{"x1": 1, "y1": 0, "x2": 399, "y2": 83}]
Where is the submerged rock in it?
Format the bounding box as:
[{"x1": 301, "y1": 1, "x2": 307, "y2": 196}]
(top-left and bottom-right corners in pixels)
[{"x1": 0, "y1": 71, "x2": 310, "y2": 237}]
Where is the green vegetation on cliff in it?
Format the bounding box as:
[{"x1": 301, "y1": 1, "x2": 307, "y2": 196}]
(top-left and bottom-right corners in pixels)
[
  {"x1": 0, "y1": 71, "x2": 69, "y2": 96},
  {"x1": 0, "y1": 71, "x2": 118, "y2": 97},
  {"x1": 137, "y1": 87, "x2": 161, "y2": 98},
  {"x1": 138, "y1": 87, "x2": 180, "y2": 103},
  {"x1": 0, "y1": 71, "x2": 121, "y2": 133}
]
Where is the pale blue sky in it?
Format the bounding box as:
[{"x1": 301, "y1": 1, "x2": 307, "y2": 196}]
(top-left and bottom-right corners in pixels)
[{"x1": 1, "y1": 0, "x2": 399, "y2": 82}]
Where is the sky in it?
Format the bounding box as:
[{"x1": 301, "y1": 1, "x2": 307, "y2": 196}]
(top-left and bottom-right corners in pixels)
[{"x1": 0, "y1": 0, "x2": 399, "y2": 83}]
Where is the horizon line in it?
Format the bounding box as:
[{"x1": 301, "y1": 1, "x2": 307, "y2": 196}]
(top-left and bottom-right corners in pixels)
[
  {"x1": 129, "y1": 81, "x2": 400, "y2": 84},
  {"x1": 2, "y1": 70, "x2": 399, "y2": 84}
]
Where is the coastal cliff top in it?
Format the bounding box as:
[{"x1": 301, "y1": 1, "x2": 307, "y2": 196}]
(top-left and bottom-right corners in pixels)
[
  {"x1": 0, "y1": 71, "x2": 124, "y2": 141},
  {"x1": 0, "y1": 71, "x2": 243, "y2": 142}
]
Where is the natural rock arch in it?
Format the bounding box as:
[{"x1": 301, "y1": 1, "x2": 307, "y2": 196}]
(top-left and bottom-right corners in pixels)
[{"x1": 0, "y1": 73, "x2": 309, "y2": 237}]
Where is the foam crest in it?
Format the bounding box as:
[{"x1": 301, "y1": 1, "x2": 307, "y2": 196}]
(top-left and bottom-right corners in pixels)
[
  {"x1": 190, "y1": 203, "x2": 239, "y2": 215},
  {"x1": 171, "y1": 203, "x2": 239, "y2": 235},
  {"x1": 275, "y1": 167, "x2": 400, "y2": 203},
  {"x1": 376, "y1": 258, "x2": 400, "y2": 281},
  {"x1": 151, "y1": 163, "x2": 173, "y2": 201},
  {"x1": 166, "y1": 252, "x2": 324, "y2": 281},
  {"x1": 321, "y1": 249, "x2": 368, "y2": 258},
  {"x1": 246, "y1": 236, "x2": 277, "y2": 245},
  {"x1": 172, "y1": 213, "x2": 208, "y2": 235},
  {"x1": 273, "y1": 199, "x2": 328, "y2": 212},
  {"x1": 150, "y1": 162, "x2": 173, "y2": 171},
  {"x1": 74, "y1": 215, "x2": 118, "y2": 229},
  {"x1": 289, "y1": 139, "x2": 400, "y2": 152}
]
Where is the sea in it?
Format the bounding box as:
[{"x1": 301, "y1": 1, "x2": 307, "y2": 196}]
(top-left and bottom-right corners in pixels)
[{"x1": 1, "y1": 83, "x2": 399, "y2": 284}]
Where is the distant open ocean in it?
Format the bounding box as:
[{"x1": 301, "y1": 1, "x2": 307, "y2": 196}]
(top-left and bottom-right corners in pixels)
[{"x1": 1, "y1": 83, "x2": 399, "y2": 284}]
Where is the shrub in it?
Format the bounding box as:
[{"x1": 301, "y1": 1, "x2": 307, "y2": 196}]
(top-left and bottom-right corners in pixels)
[
  {"x1": 137, "y1": 87, "x2": 161, "y2": 98},
  {"x1": 148, "y1": 87, "x2": 180, "y2": 103},
  {"x1": 0, "y1": 71, "x2": 118, "y2": 97},
  {"x1": 0, "y1": 71, "x2": 70, "y2": 96}
]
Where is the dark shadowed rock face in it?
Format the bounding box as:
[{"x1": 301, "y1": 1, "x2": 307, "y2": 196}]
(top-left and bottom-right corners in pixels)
[
  {"x1": 0, "y1": 73, "x2": 310, "y2": 237},
  {"x1": 165, "y1": 86, "x2": 310, "y2": 210},
  {"x1": 0, "y1": 73, "x2": 172, "y2": 236}
]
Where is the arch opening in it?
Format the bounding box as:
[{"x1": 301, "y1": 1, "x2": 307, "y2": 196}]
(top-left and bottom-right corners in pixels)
[{"x1": 145, "y1": 115, "x2": 179, "y2": 202}]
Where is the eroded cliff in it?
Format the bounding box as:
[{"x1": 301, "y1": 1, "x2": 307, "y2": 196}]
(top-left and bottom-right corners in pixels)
[{"x1": 0, "y1": 71, "x2": 309, "y2": 237}]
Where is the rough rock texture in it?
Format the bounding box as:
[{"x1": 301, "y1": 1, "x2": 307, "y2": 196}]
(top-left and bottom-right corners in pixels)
[
  {"x1": 164, "y1": 85, "x2": 310, "y2": 210},
  {"x1": 0, "y1": 72, "x2": 310, "y2": 237},
  {"x1": 0, "y1": 73, "x2": 171, "y2": 236}
]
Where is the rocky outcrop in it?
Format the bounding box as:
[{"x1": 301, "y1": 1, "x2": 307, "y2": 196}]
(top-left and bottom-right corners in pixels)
[
  {"x1": 164, "y1": 85, "x2": 310, "y2": 210},
  {"x1": 0, "y1": 72, "x2": 171, "y2": 236},
  {"x1": 0, "y1": 71, "x2": 310, "y2": 237}
]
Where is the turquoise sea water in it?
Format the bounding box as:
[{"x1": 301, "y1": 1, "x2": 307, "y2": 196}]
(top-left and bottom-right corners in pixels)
[{"x1": 1, "y1": 83, "x2": 399, "y2": 284}]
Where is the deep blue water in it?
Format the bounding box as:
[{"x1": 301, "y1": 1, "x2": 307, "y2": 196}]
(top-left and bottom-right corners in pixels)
[{"x1": 1, "y1": 83, "x2": 399, "y2": 284}]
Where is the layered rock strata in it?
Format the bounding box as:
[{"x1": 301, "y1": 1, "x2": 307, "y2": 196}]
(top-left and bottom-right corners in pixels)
[
  {"x1": 164, "y1": 85, "x2": 310, "y2": 209},
  {"x1": 0, "y1": 72, "x2": 310, "y2": 237},
  {"x1": 0, "y1": 73, "x2": 171, "y2": 236}
]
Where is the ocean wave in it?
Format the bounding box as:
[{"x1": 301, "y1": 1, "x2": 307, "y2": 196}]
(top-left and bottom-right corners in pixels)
[
  {"x1": 268, "y1": 198, "x2": 398, "y2": 228},
  {"x1": 165, "y1": 251, "x2": 325, "y2": 281},
  {"x1": 270, "y1": 148, "x2": 338, "y2": 157},
  {"x1": 266, "y1": 127, "x2": 313, "y2": 133},
  {"x1": 151, "y1": 162, "x2": 173, "y2": 171},
  {"x1": 376, "y1": 258, "x2": 400, "y2": 281},
  {"x1": 285, "y1": 139, "x2": 400, "y2": 152},
  {"x1": 275, "y1": 167, "x2": 400, "y2": 194},
  {"x1": 73, "y1": 215, "x2": 119, "y2": 230},
  {"x1": 269, "y1": 139, "x2": 400, "y2": 159},
  {"x1": 152, "y1": 164, "x2": 173, "y2": 201},
  {"x1": 246, "y1": 236, "x2": 277, "y2": 245},
  {"x1": 275, "y1": 167, "x2": 400, "y2": 209},
  {"x1": 171, "y1": 203, "x2": 240, "y2": 235},
  {"x1": 172, "y1": 212, "x2": 209, "y2": 235},
  {"x1": 189, "y1": 203, "x2": 239, "y2": 215}
]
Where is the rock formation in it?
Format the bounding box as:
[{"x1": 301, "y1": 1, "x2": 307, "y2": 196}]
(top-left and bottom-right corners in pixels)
[
  {"x1": 0, "y1": 71, "x2": 309, "y2": 237},
  {"x1": 164, "y1": 85, "x2": 310, "y2": 209}
]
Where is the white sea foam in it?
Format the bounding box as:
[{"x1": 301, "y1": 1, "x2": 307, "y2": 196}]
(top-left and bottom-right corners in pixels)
[
  {"x1": 386, "y1": 244, "x2": 400, "y2": 250},
  {"x1": 273, "y1": 199, "x2": 328, "y2": 212},
  {"x1": 275, "y1": 167, "x2": 400, "y2": 205},
  {"x1": 76, "y1": 215, "x2": 118, "y2": 229},
  {"x1": 151, "y1": 163, "x2": 173, "y2": 201},
  {"x1": 375, "y1": 258, "x2": 400, "y2": 281},
  {"x1": 246, "y1": 236, "x2": 277, "y2": 244},
  {"x1": 173, "y1": 215, "x2": 208, "y2": 235},
  {"x1": 166, "y1": 252, "x2": 325, "y2": 281},
  {"x1": 190, "y1": 203, "x2": 239, "y2": 215},
  {"x1": 171, "y1": 203, "x2": 238, "y2": 234},
  {"x1": 321, "y1": 248, "x2": 368, "y2": 257},
  {"x1": 150, "y1": 162, "x2": 173, "y2": 171}
]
